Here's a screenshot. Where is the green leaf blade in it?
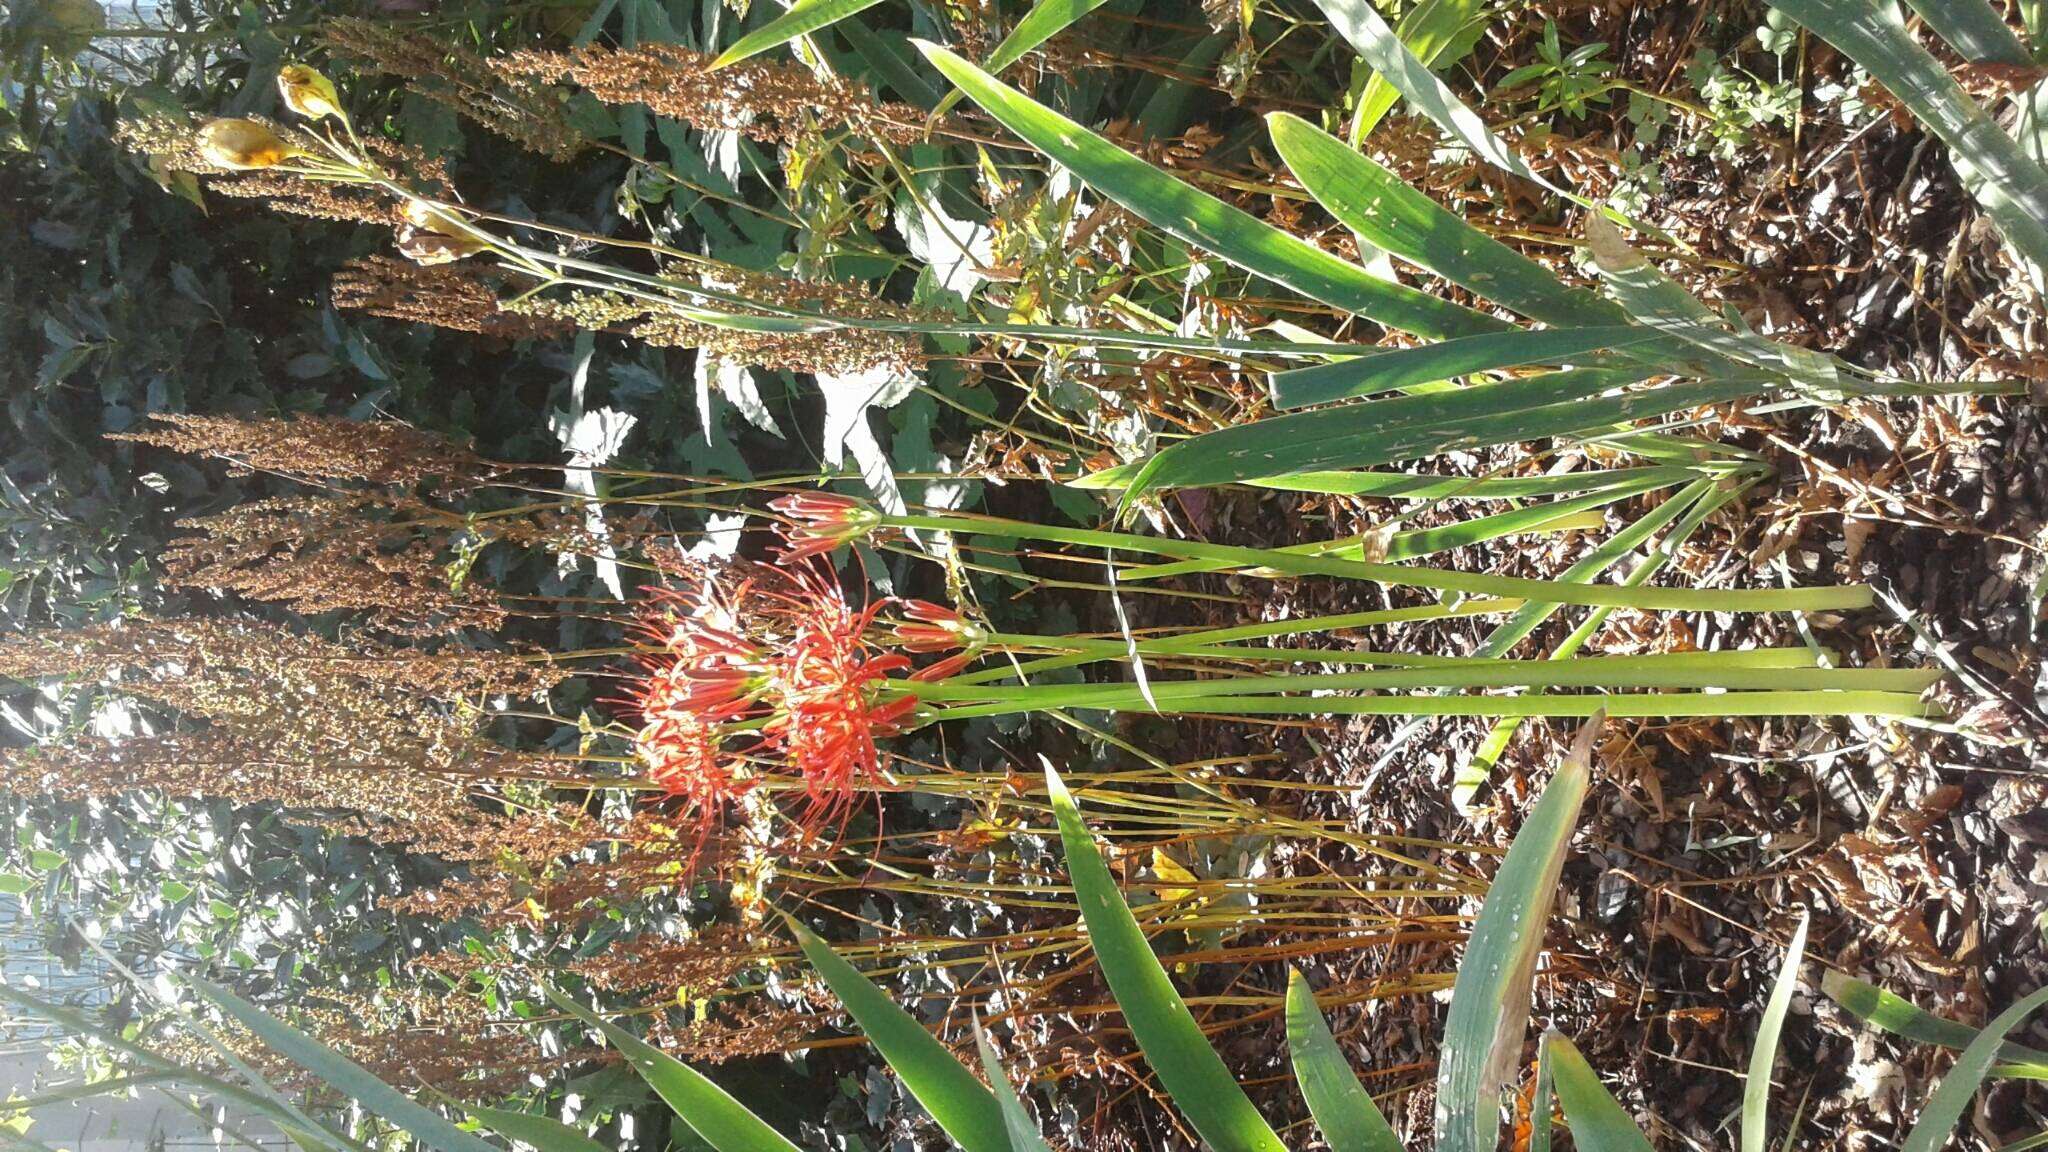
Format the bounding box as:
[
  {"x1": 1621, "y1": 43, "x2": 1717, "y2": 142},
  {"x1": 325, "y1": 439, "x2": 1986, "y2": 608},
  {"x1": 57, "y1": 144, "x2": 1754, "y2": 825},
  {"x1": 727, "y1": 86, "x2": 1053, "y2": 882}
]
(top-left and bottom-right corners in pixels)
[
  {"x1": 464, "y1": 1106, "x2": 614, "y2": 1152},
  {"x1": 791, "y1": 923, "x2": 1012, "y2": 1152},
  {"x1": 1544, "y1": 1032, "x2": 1655, "y2": 1152},
  {"x1": 188, "y1": 979, "x2": 501, "y2": 1152},
  {"x1": 1285, "y1": 970, "x2": 1405, "y2": 1152},
  {"x1": 1044, "y1": 763, "x2": 1287, "y2": 1152},
  {"x1": 1743, "y1": 913, "x2": 1811, "y2": 1152},
  {"x1": 711, "y1": 0, "x2": 890, "y2": 68},
  {"x1": 984, "y1": 0, "x2": 1115, "y2": 74},
  {"x1": 1770, "y1": 0, "x2": 2048, "y2": 281},
  {"x1": 912, "y1": 41, "x2": 1506, "y2": 341},
  {"x1": 1823, "y1": 971, "x2": 2048, "y2": 1072},
  {"x1": 974, "y1": 1023, "x2": 1054, "y2": 1152},
  {"x1": 1435, "y1": 721, "x2": 1596, "y2": 1152},
  {"x1": 1902, "y1": 986, "x2": 2048, "y2": 1152},
  {"x1": 544, "y1": 988, "x2": 802, "y2": 1152},
  {"x1": 1270, "y1": 326, "x2": 1651, "y2": 408}
]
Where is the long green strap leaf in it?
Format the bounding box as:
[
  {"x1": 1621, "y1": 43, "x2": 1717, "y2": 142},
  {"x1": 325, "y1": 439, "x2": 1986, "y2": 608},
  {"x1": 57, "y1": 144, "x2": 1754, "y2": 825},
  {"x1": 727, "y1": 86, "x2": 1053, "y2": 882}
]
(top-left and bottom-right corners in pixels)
[
  {"x1": 1823, "y1": 971, "x2": 2048, "y2": 1073},
  {"x1": 1241, "y1": 465, "x2": 1707, "y2": 499},
  {"x1": 1270, "y1": 326, "x2": 1652, "y2": 408},
  {"x1": 790, "y1": 922, "x2": 1012, "y2": 1152},
  {"x1": 1770, "y1": 0, "x2": 2048, "y2": 280},
  {"x1": 1436, "y1": 721, "x2": 1595, "y2": 1152},
  {"x1": 986, "y1": 0, "x2": 1115, "y2": 73},
  {"x1": 1544, "y1": 1032, "x2": 1655, "y2": 1152},
  {"x1": 1902, "y1": 986, "x2": 2048, "y2": 1152},
  {"x1": 974, "y1": 1022, "x2": 1055, "y2": 1152},
  {"x1": 913, "y1": 41, "x2": 1506, "y2": 341},
  {"x1": 1120, "y1": 471, "x2": 1680, "y2": 580},
  {"x1": 837, "y1": 15, "x2": 947, "y2": 108},
  {"x1": 1077, "y1": 462, "x2": 1703, "y2": 497},
  {"x1": 1285, "y1": 970, "x2": 1405, "y2": 1152},
  {"x1": 1352, "y1": 0, "x2": 1490, "y2": 143},
  {"x1": 544, "y1": 988, "x2": 802, "y2": 1152},
  {"x1": 1268, "y1": 112, "x2": 1618, "y2": 329},
  {"x1": 1744, "y1": 914, "x2": 1811, "y2": 1152},
  {"x1": 1123, "y1": 367, "x2": 1774, "y2": 494},
  {"x1": 1452, "y1": 478, "x2": 1742, "y2": 808},
  {"x1": 188, "y1": 979, "x2": 501, "y2": 1152},
  {"x1": 1583, "y1": 217, "x2": 1839, "y2": 391},
  {"x1": 1530, "y1": 1033, "x2": 1556, "y2": 1152},
  {"x1": 0, "y1": 984, "x2": 363, "y2": 1152},
  {"x1": 464, "y1": 1106, "x2": 614, "y2": 1152},
  {"x1": 1045, "y1": 762, "x2": 1288, "y2": 1152},
  {"x1": 1264, "y1": 113, "x2": 1744, "y2": 382},
  {"x1": 710, "y1": 0, "x2": 889, "y2": 67},
  {"x1": 1902, "y1": 0, "x2": 2032, "y2": 64},
  {"x1": 928, "y1": 0, "x2": 1117, "y2": 118},
  {"x1": 1306, "y1": 0, "x2": 1570, "y2": 197}
]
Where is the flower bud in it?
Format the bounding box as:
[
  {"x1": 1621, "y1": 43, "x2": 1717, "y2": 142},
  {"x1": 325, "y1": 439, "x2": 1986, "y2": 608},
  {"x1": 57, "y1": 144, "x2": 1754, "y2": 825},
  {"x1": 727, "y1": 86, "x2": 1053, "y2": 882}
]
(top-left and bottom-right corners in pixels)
[
  {"x1": 277, "y1": 64, "x2": 347, "y2": 125},
  {"x1": 395, "y1": 224, "x2": 486, "y2": 265},
  {"x1": 768, "y1": 492, "x2": 881, "y2": 560},
  {"x1": 401, "y1": 199, "x2": 483, "y2": 240},
  {"x1": 890, "y1": 600, "x2": 978, "y2": 652},
  {"x1": 197, "y1": 118, "x2": 294, "y2": 170}
]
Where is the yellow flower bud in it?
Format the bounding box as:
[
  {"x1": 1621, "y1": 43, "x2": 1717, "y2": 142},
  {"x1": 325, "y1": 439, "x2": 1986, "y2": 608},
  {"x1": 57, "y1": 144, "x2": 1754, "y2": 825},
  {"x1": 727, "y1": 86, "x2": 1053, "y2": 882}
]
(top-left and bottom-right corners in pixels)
[
  {"x1": 396, "y1": 200, "x2": 487, "y2": 263},
  {"x1": 395, "y1": 225, "x2": 487, "y2": 265},
  {"x1": 402, "y1": 198, "x2": 469, "y2": 236},
  {"x1": 196, "y1": 118, "x2": 294, "y2": 170},
  {"x1": 277, "y1": 64, "x2": 347, "y2": 125}
]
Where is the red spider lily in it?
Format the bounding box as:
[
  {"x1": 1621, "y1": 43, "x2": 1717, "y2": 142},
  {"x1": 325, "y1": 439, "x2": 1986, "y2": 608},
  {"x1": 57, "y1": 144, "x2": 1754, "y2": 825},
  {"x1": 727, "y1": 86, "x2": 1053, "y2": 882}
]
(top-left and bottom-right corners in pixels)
[
  {"x1": 630, "y1": 671, "x2": 750, "y2": 813},
  {"x1": 768, "y1": 491, "x2": 878, "y2": 561},
  {"x1": 756, "y1": 563, "x2": 915, "y2": 819},
  {"x1": 625, "y1": 557, "x2": 920, "y2": 842}
]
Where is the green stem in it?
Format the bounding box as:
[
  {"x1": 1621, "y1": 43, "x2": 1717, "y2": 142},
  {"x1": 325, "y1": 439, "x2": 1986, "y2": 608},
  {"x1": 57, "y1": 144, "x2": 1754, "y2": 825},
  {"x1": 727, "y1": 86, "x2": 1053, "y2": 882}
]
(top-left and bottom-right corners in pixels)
[
  {"x1": 1119, "y1": 470, "x2": 1683, "y2": 581},
  {"x1": 970, "y1": 631, "x2": 1838, "y2": 673},
  {"x1": 941, "y1": 601, "x2": 1520, "y2": 687},
  {"x1": 898, "y1": 657, "x2": 1937, "y2": 706},
  {"x1": 922, "y1": 690, "x2": 1936, "y2": 721},
  {"x1": 876, "y1": 512, "x2": 1874, "y2": 612}
]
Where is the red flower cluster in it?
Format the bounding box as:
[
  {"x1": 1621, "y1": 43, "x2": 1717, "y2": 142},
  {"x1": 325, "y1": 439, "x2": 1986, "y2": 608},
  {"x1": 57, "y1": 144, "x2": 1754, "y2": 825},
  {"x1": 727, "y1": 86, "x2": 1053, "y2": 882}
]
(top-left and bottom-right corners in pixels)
[{"x1": 627, "y1": 560, "x2": 940, "y2": 837}]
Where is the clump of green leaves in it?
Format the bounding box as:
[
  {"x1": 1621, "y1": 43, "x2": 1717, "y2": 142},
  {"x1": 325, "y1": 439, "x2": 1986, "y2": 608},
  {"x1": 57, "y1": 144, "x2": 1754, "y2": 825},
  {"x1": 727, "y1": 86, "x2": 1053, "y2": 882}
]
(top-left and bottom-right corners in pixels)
[{"x1": 1496, "y1": 20, "x2": 1615, "y2": 120}]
